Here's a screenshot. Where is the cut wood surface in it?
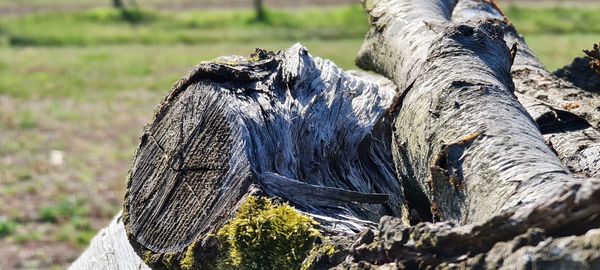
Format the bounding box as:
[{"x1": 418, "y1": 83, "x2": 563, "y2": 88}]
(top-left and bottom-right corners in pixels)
[{"x1": 122, "y1": 45, "x2": 407, "y2": 268}]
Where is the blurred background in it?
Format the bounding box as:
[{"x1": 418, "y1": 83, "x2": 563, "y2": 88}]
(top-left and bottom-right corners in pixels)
[{"x1": 0, "y1": 0, "x2": 598, "y2": 269}]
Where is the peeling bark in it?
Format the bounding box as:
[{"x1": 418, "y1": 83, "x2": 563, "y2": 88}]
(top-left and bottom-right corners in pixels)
[{"x1": 318, "y1": 216, "x2": 600, "y2": 270}]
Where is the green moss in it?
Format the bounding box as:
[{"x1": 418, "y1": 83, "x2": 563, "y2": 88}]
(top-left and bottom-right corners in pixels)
[
  {"x1": 302, "y1": 241, "x2": 336, "y2": 269},
  {"x1": 140, "y1": 196, "x2": 334, "y2": 270},
  {"x1": 216, "y1": 196, "x2": 324, "y2": 270},
  {"x1": 180, "y1": 241, "x2": 198, "y2": 270}
]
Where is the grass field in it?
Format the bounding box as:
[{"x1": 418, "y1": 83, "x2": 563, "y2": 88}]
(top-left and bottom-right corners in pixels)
[{"x1": 0, "y1": 2, "x2": 599, "y2": 269}]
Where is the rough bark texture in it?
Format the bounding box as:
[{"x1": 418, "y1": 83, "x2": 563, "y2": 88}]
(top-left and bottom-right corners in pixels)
[
  {"x1": 450, "y1": 0, "x2": 600, "y2": 176},
  {"x1": 317, "y1": 217, "x2": 600, "y2": 269},
  {"x1": 122, "y1": 45, "x2": 408, "y2": 268},
  {"x1": 357, "y1": 0, "x2": 600, "y2": 227},
  {"x1": 451, "y1": 1, "x2": 600, "y2": 130},
  {"x1": 518, "y1": 94, "x2": 600, "y2": 178}
]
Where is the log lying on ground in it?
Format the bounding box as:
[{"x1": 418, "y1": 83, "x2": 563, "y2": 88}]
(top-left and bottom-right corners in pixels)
[
  {"x1": 121, "y1": 44, "x2": 408, "y2": 268},
  {"x1": 518, "y1": 94, "x2": 600, "y2": 178},
  {"x1": 451, "y1": 0, "x2": 600, "y2": 130},
  {"x1": 450, "y1": 0, "x2": 600, "y2": 176},
  {"x1": 311, "y1": 0, "x2": 600, "y2": 268},
  {"x1": 73, "y1": 1, "x2": 600, "y2": 269},
  {"x1": 316, "y1": 216, "x2": 600, "y2": 269},
  {"x1": 357, "y1": 0, "x2": 600, "y2": 227}
]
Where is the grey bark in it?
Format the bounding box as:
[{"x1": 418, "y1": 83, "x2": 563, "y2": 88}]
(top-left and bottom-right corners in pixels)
[
  {"x1": 357, "y1": 0, "x2": 600, "y2": 228},
  {"x1": 450, "y1": 1, "x2": 600, "y2": 130},
  {"x1": 450, "y1": 0, "x2": 600, "y2": 177},
  {"x1": 518, "y1": 94, "x2": 600, "y2": 178}
]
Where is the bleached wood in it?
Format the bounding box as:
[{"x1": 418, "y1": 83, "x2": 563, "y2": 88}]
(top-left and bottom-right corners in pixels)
[{"x1": 70, "y1": 214, "x2": 150, "y2": 270}]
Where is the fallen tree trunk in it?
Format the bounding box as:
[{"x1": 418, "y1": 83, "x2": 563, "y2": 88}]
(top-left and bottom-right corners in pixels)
[
  {"x1": 518, "y1": 94, "x2": 600, "y2": 178},
  {"x1": 450, "y1": 0, "x2": 600, "y2": 178},
  {"x1": 72, "y1": 1, "x2": 600, "y2": 269},
  {"x1": 70, "y1": 213, "x2": 149, "y2": 270},
  {"x1": 357, "y1": 0, "x2": 600, "y2": 226},
  {"x1": 450, "y1": 0, "x2": 600, "y2": 130}
]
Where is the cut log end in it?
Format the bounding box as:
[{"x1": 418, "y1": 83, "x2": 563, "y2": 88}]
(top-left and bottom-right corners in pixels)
[{"x1": 122, "y1": 44, "x2": 407, "y2": 268}]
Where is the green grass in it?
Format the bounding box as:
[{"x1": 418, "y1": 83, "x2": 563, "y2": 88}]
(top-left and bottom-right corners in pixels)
[
  {"x1": 0, "y1": 6, "x2": 367, "y2": 46},
  {"x1": 525, "y1": 33, "x2": 600, "y2": 70},
  {"x1": 0, "y1": 219, "x2": 18, "y2": 238},
  {"x1": 506, "y1": 5, "x2": 600, "y2": 34},
  {"x1": 39, "y1": 197, "x2": 89, "y2": 223},
  {"x1": 1, "y1": 5, "x2": 599, "y2": 47},
  {"x1": 0, "y1": 5, "x2": 597, "y2": 100},
  {"x1": 0, "y1": 40, "x2": 362, "y2": 99}
]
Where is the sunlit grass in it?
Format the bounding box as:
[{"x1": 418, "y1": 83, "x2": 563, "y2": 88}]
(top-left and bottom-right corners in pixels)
[
  {"x1": 0, "y1": 40, "x2": 362, "y2": 99},
  {"x1": 0, "y1": 5, "x2": 599, "y2": 47},
  {"x1": 0, "y1": 6, "x2": 368, "y2": 46}
]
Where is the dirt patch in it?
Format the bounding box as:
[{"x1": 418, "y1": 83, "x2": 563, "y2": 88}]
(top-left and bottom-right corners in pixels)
[{"x1": 0, "y1": 90, "x2": 161, "y2": 269}]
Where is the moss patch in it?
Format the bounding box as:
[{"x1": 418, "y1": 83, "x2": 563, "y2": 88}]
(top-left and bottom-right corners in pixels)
[{"x1": 216, "y1": 196, "x2": 325, "y2": 270}]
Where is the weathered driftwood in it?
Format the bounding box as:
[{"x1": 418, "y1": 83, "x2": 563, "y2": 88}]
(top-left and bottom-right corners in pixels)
[{"x1": 122, "y1": 44, "x2": 409, "y2": 268}]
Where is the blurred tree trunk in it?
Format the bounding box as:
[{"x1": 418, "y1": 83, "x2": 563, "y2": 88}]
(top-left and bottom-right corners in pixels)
[
  {"x1": 112, "y1": 0, "x2": 124, "y2": 9},
  {"x1": 254, "y1": 0, "x2": 266, "y2": 21}
]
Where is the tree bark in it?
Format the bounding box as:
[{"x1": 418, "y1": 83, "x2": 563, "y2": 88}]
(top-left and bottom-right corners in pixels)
[
  {"x1": 357, "y1": 0, "x2": 600, "y2": 228},
  {"x1": 449, "y1": 0, "x2": 600, "y2": 177}
]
